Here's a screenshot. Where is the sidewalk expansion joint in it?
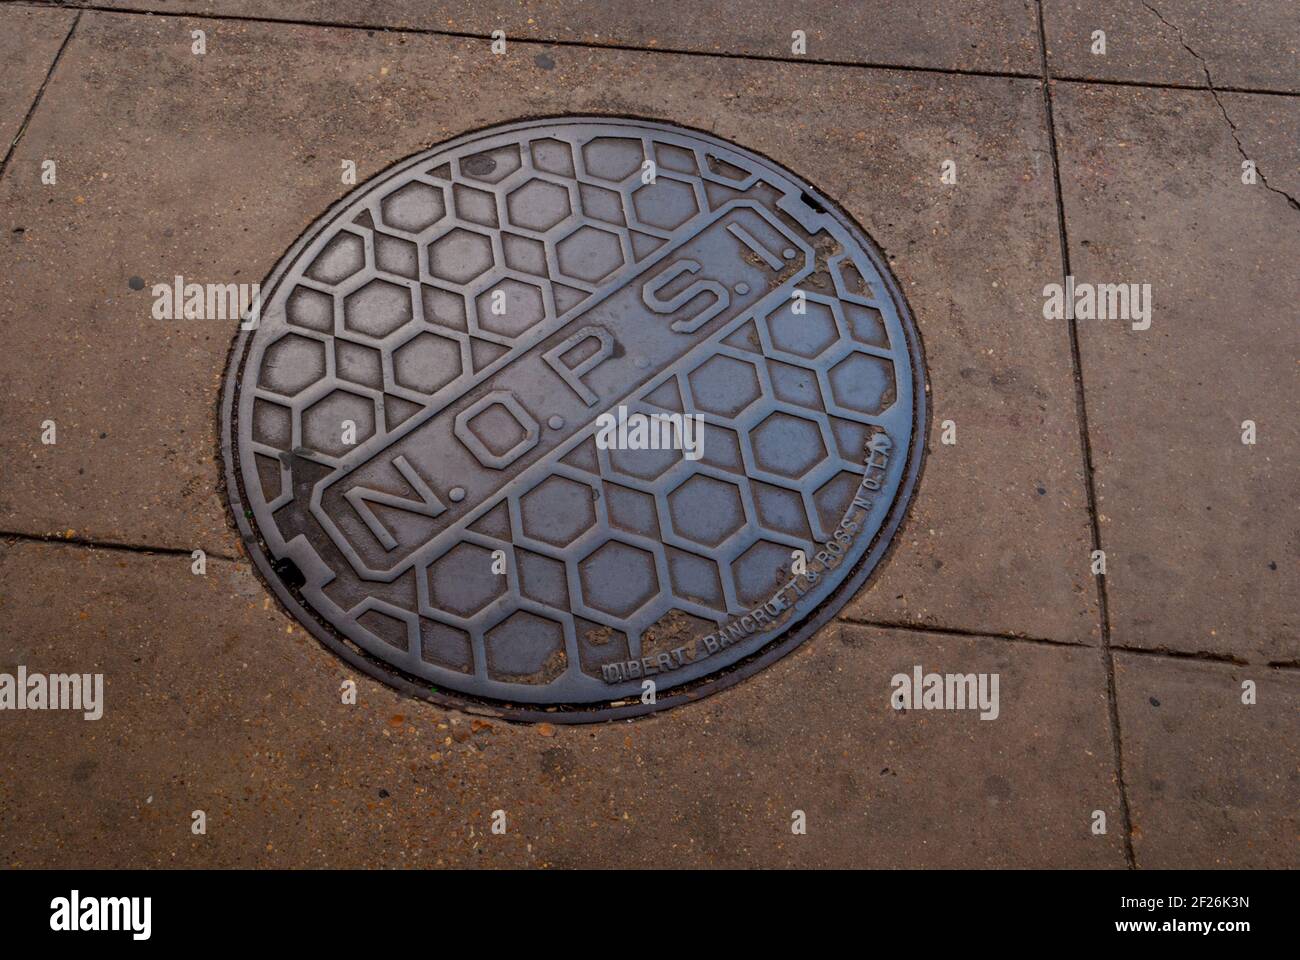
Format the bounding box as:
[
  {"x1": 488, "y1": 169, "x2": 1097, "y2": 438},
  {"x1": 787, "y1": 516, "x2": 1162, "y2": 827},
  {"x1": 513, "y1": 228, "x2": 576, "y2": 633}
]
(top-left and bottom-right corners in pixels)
[
  {"x1": 11, "y1": 2, "x2": 1300, "y2": 99},
  {"x1": 1, "y1": 530, "x2": 239, "y2": 563},
  {"x1": 0, "y1": 9, "x2": 79, "y2": 184},
  {"x1": 837, "y1": 616, "x2": 1088, "y2": 650},
  {"x1": 1035, "y1": 0, "x2": 1137, "y2": 870}
]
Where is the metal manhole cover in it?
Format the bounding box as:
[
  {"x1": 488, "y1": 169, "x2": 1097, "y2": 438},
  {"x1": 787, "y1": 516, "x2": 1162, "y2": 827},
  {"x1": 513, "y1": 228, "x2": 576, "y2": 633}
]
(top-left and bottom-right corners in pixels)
[{"x1": 220, "y1": 117, "x2": 926, "y2": 721}]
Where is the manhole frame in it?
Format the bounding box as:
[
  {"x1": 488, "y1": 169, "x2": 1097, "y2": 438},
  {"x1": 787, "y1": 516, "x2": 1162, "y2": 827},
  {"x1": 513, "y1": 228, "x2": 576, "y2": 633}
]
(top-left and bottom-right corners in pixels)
[{"x1": 218, "y1": 114, "x2": 929, "y2": 724}]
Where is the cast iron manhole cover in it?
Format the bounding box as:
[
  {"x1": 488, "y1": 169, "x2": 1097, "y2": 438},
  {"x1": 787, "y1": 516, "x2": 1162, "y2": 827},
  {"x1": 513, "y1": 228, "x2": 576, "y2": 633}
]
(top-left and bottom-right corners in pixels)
[{"x1": 221, "y1": 117, "x2": 925, "y2": 721}]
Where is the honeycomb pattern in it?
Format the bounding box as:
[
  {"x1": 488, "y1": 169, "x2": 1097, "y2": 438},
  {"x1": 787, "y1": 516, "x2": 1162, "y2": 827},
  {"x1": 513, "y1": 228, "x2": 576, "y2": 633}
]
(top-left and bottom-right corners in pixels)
[{"x1": 230, "y1": 119, "x2": 921, "y2": 711}]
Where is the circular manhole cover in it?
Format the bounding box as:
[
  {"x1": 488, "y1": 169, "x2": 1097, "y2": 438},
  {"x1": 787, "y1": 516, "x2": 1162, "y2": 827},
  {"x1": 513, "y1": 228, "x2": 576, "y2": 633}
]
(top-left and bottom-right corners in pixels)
[{"x1": 220, "y1": 117, "x2": 926, "y2": 721}]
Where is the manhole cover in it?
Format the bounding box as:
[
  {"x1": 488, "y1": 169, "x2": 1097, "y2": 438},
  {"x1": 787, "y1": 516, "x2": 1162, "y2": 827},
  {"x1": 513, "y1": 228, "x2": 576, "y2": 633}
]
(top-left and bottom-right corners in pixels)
[{"x1": 220, "y1": 117, "x2": 925, "y2": 721}]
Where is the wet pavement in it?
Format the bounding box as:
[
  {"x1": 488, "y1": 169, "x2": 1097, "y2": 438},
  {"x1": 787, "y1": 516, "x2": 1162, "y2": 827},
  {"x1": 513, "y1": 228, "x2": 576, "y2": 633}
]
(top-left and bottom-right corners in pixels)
[{"x1": 0, "y1": 0, "x2": 1295, "y2": 868}]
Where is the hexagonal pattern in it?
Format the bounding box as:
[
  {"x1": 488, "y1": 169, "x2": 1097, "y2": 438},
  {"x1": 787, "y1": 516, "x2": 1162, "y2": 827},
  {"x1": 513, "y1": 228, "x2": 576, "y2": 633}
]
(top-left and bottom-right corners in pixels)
[
  {"x1": 301, "y1": 388, "x2": 375, "y2": 457},
  {"x1": 484, "y1": 611, "x2": 566, "y2": 680},
  {"x1": 607, "y1": 443, "x2": 683, "y2": 481},
  {"x1": 555, "y1": 225, "x2": 625, "y2": 283},
  {"x1": 343, "y1": 279, "x2": 413, "y2": 339},
  {"x1": 285, "y1": 285, "x2": 334, "y2": 333},
  {"x1": 428, "y1": 227, "x2": 494, "y2": 285},
  {"x1": 305, "y1": 232, "x2": 365, "y2": 284},
  {"x1": 530, "y1": 138, "x2": 574, "y2": 176},
  {"x1": 428, "y1": 542, "x2": 505, "y2": 618},
  {"x1": 631, "y1": 178, "x2": 699, "y2": 231},
  {"x1": 520, "y1": 476, "x2": 597, "y2": 546},
  {"x1": 420, "y1": 619, "x2": 472, "y2": 672},
  {"x1": 582, "y1": 137, "x2": 644, "y2": 182},
  {"x1": 460, "y1": 144, "x2": 522, "y2": 184},
  {"x1": 579, "y1": 539, "x2": 660, "y2": 617},
  {"x1": 258, "y1": 334, "x2": 326, "y2": 396},
  {"x1": 229, "y1": 118, "x2": 922, "y2": 715},
  {"x1": 732, "y1": 539, "x2": 797, "y2": 607},
  {"x1": 380, "y1": 182, "x2": 446, "y2": 233},
  {"x1": 767, "y1": 299, "x2": 839, "y2": 358},
  {"x1": 392, "y1": 331, "x2": 462, "y2": 395},
  {"x1": 475, "y1": 278, "x2": 545, "y2": 338},
  {"x1": 687, "y1": 354, "x2": 762, "y2": 419},
  {"x1": 453, "y1": 183, "x2": 498, "y2": 227},
  {"x1": 667, "y1": 474, "x2": 745, "y2": 547},
  {"x1": 506, "y1": 178, "x2": 572, "y2": 232},
  {"x1": 750, "y1": 412, "x2": 829, "y2": 479},
  {"x1": 829, "y1": 352, "x2": 897, "y2": 416}
]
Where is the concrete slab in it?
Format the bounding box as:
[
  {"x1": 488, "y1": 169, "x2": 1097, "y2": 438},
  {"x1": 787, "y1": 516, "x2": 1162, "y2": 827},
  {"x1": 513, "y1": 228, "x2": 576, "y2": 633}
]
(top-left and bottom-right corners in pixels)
[
  {"x1": 1115, "y1": 653, "x2": 1299, "y2": 868},
  {"x1": 1042, "y1": 0, "x2": 1300, "y2": 93},
  {"x1": 0, "y1": 540, "x2": 1126, "y2": 867},
  {"x1": 0, "y1": 11, "x2": 1098, "y2": 644},
  {"x1": 80, "y1": 0, "x2": 1042, "y2": 74},
  {"x1": 1052, "y1": 83, "x2": 1299, "y2": 664},
  {"x1": 0, "y1": 5, "x2": 76, "y2": 162}
]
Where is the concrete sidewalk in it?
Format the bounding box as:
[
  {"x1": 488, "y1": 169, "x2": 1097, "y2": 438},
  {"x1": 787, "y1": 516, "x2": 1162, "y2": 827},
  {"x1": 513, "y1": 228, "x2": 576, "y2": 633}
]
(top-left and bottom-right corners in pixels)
[{"x1": 0, "y1": 0, "x2": 1295, "y2": 868}]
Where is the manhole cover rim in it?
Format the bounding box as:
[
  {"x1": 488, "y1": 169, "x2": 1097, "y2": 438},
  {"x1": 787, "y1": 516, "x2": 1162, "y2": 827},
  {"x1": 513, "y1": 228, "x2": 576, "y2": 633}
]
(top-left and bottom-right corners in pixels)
[{"x1": 219, "y1": 114, "x2": 928, "y2": 723}]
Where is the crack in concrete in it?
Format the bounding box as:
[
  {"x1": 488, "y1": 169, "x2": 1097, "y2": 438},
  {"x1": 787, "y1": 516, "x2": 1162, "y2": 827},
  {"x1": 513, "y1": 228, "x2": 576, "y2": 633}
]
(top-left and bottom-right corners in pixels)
[{"x1": 1141, "y1": 1, "x2": 1299, "y2": 211}]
